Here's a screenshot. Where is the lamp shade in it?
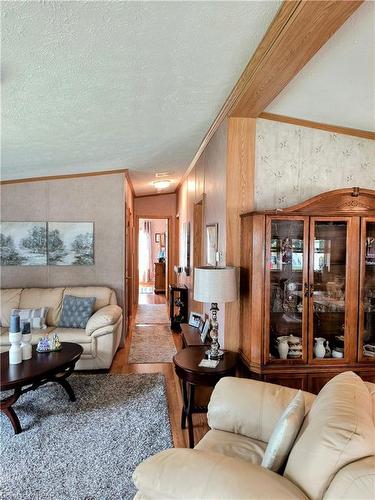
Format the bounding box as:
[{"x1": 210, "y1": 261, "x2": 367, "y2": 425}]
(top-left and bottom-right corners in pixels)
[{"x1": 194, "y1": 266, "x2": 237, "y2": 303}]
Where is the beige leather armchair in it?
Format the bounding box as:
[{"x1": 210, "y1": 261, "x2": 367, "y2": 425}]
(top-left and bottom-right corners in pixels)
[{"x1": 133, "y1": 373, "x2": 375, "y2": 500}]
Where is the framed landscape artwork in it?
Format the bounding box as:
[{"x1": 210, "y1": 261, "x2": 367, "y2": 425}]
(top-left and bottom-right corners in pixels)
[
  {"x1": 48, "y1": 222, "x2": 94, "y2": 265},
  {"x1": 0, "y1": 222, "x2": 47, "y2": 265},
  {"x1": 0, "y1": 222, "x2": 94, "y2": 266}
]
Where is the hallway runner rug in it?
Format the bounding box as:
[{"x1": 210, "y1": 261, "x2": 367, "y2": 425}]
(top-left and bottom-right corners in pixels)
[
  {"x1": 1, "y1": 373, "x2": 172, "y2": 500},
  {"x1": 136, "y1": 304, "x2": 169, "y2": 324},
  {"x1": 128, "y1": 324, "x2": 177, "y2": 363}
]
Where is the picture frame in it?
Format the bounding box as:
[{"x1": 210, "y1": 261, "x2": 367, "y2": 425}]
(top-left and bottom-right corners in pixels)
[
  {"x1": 200, "y1": 319, "x2": 210, "y2": 343},
  {"x1": 198, "y1": 317, "x2": 205, "y2": 334},
  {"x1": 188, "y1": 311, "x2": 203, "y2": 328},
  {"x1": 160, "y1": 232, "x2": 166, "y2": 246},
  {"x1": 206, "y1": 223, "x2": 218, "y2": 266},
  {"x1": 155, "y1": 233, "x2": 161, "y2": 243}
]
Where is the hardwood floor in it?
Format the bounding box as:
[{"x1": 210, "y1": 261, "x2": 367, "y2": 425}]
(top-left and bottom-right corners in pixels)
[
  {"x1": 138, "y1": 292, "x2": 166, "y2": 305},
  {"x1": 110, "y1": 308, "x2": 209, "y2": 448}
]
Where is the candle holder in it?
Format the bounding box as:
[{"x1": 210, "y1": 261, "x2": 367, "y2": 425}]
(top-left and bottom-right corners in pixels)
[
  {"x1": 9, "y1": 331, "x2": 22, "y2": 365},
  {"x1": 21, "y1": 322, "x2": 32, "y2": 361},
  {"x1": 9, "y1": 313, "x2": 22, "y2": 365}
]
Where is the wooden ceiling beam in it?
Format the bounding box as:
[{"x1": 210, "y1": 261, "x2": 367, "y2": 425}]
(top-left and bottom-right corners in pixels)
[
  {"x1": 230, "y1": 0, "x2": 364, "y2": 117},
  {"x1": 179, "y1": 0, "x2": 363, "y2": 188}
]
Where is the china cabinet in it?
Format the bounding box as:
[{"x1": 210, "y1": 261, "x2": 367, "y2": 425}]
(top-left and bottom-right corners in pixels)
[{"x1": 240, "y1": 188, "x2": 375, "y2": 393}]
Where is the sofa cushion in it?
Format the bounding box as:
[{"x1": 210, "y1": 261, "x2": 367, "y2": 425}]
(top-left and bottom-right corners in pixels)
[
  {"x1": 59, "y1": 295, "x2": 95, "y2": 329},
  {"x1": 133, "y1": 449, "x2": 308, "y2": 500},
  {"x1": 64, "y1": 287, "x2": 114, "y2": 312},
  {"x1": 262, "y1": 390, "x2": 305, "y2": 472},
  {"x1": 0, "y1": 289, "x2": 22, "y2": 327},
  {"x1": 11, "y1": 307, "x2": 48, "y2": 329},
  {"x1": 284, "y1": 371, "x2": 375, "y2": 500},
  {"x1": 19, "y1": 288, "x2": 64, "y2": 326},
  {"x1": 195, "y1": 429, "x2": 266, "y2": 465}
]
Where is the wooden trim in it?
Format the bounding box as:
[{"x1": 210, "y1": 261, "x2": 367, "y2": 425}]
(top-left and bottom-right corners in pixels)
[
  {"x1": 0, "y1": 168, "x2": 128, "y2": 185},
  {"x1": 135, "y1": 191, "x2": 176, "y2": 200},
  {"x1": 177, "y1": 0, "x2": 363, "y2": 189},
  {"x1": 124, "y1": 170, "x2": 135, "y2": 197},
  {"x1": 259, "y1": 113, "x2": 375, "y2": 140},
  {"x1": 231, "y1": 0, "x2": 363, "y2": 117}
]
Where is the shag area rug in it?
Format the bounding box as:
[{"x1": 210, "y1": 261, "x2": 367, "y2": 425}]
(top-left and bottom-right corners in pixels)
[
  {"x1": 1, "y1": 373, "x2": 173, "y2": 500},
  {"x1": 136, "y1": 304, "x2": 169, "y2": 324},
  {"x1": 128, "y1": 324, "x2": 177, "y2": 363}
]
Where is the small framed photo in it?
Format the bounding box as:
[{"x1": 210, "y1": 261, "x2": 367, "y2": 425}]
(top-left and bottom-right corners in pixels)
[
  {"x1": 198, "y1": 317, "x2": 205, "y2": 333},
  {"x1": 200, "y1": 319, "x2": 210, "y2": 343},
  {"x1": 155, "y1": 233, "x2": 161, "y2": 243},
  {"x1": 189, "y1": 312, "x2": 203, "y2": 328}
]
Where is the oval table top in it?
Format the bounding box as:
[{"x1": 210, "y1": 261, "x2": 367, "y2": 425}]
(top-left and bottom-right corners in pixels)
[
  {"x1": 173, "y1": 346, "x2": 237, "y2": 386},
  {"x1": 1, "y1": 342, "x2": 83, "y2": 391}
]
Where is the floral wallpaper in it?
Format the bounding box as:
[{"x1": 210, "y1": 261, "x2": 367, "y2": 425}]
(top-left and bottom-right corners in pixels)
[{"x1": 255, "y1": 118, "x2": 375, "y2": 210}]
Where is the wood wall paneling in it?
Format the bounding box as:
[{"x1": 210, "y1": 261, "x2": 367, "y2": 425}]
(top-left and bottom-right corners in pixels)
[{"x1": 224, "y1": 118, "x2": 256, "y2": 351}]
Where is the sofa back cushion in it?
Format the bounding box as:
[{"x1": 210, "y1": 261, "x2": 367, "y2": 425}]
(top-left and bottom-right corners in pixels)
[
  {"x1": 284, "y1": 371, "x2": 375, "y2": 500},
  {"x1": 0, "y1": 289, "x2": 22, "y2": 327},
  {"x1": 63, "y1": 287, "x2": 117, "y2": 311},
  {"x1": 208, "y1": 377, "x2": 315, "y2": 443},
  {"x1": 19, "y1": 288, "x2": 64, "y2": 326}
]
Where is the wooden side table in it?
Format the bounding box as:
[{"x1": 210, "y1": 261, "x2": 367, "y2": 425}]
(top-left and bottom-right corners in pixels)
[{"x1": 173, "y1": 346, "x2": 237, "y2": 448}]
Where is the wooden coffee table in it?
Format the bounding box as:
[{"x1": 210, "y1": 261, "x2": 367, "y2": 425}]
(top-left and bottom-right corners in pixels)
[
  {"x1": 173, "y1": 346, "x2": 237, "y2": 448},
  {"x1": 1, "y1": 342, "x2": 83, "y2": 434}
]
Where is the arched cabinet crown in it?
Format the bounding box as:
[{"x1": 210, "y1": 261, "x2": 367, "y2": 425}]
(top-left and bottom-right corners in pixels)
[{"x1": 240, "y1": 187, "x2": 375, "y2": 394}]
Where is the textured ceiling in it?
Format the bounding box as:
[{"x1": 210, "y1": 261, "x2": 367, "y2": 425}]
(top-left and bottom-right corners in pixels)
[
  {"x1": 266, "y1": 1, "x2": 375, "y2": 132},
  {"x1": 1, "y1": 0, "x2": 281, "y2": 194}
]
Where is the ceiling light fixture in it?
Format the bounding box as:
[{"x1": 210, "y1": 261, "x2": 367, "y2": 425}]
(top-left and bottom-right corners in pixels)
[{"x1": 153, "y1": 179, "x2": 171, "y2": 190}]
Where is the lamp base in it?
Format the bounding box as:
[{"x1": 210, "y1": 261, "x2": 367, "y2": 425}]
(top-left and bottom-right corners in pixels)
[{"x1": 205, "y1": 348, "x2": 224, "y2": 360}]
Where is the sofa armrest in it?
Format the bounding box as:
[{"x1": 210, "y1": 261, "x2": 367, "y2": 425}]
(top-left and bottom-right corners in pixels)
[
  {"x1": 208, "y1": 377, "x2": 315, "y2": 442},
  {"x1": 133, "y1": 449, "x2": 307, "y2": 500},
  {"x1": 86, "y1": 305, "x2": 122, "y2": 335}
]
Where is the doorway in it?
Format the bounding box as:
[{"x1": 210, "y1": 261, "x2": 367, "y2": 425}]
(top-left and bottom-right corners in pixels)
[{"x1": 138, "y1": 218, "x2": 168, "y2": 305}]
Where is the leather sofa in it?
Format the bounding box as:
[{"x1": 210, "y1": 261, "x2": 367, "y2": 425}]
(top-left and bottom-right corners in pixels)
[
  {"x1": 0, "y1": 286, "x2": 123, "y2": 370},
  {"x1": 133, "y1": 371, "x2": 375, "y2": 499}
]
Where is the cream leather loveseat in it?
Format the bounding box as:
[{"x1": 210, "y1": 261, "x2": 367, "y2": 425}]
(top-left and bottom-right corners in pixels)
[
  {"x1": 0, "y1": 286, "x2": 122, "y2": 370},
  {"x1": 133, "y1": 371, "x2": 375, "y2": 500}
]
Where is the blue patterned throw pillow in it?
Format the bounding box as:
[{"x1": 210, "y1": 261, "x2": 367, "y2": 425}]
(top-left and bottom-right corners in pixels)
[{"x1": 58, "y1": 295, "x2": 95, "y2": 329}]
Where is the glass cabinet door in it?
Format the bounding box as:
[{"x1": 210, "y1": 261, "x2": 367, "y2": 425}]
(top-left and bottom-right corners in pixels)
[
  {"x1": 265, "y1": 217, "x2": 308, "y2": 363},
  {"x1": 359, "y1": 218, "x2": 375, "y2": 362},
  {"x1": 309, "y1": 219, "x2": 349, "y2": 362}
]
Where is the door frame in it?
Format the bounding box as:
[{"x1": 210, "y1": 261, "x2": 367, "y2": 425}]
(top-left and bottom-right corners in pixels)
[{"x1": 135, "y1": 215, "x2": 173, "y2": 303}]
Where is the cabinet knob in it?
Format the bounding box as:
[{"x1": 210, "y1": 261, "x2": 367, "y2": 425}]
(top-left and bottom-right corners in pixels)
[{"x1": 303, "y1": 282, "x2": 309, "y2": 297}]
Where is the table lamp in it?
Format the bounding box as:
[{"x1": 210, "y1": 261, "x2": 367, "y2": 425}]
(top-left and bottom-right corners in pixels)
[{"x1": 194, "y1": 266, "x2": 237, "y2": 359}]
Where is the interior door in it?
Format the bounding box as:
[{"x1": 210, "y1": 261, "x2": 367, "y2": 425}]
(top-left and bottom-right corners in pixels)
[{"x1": 308, "y1": 217, "x2": 359, "y2": 364}]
